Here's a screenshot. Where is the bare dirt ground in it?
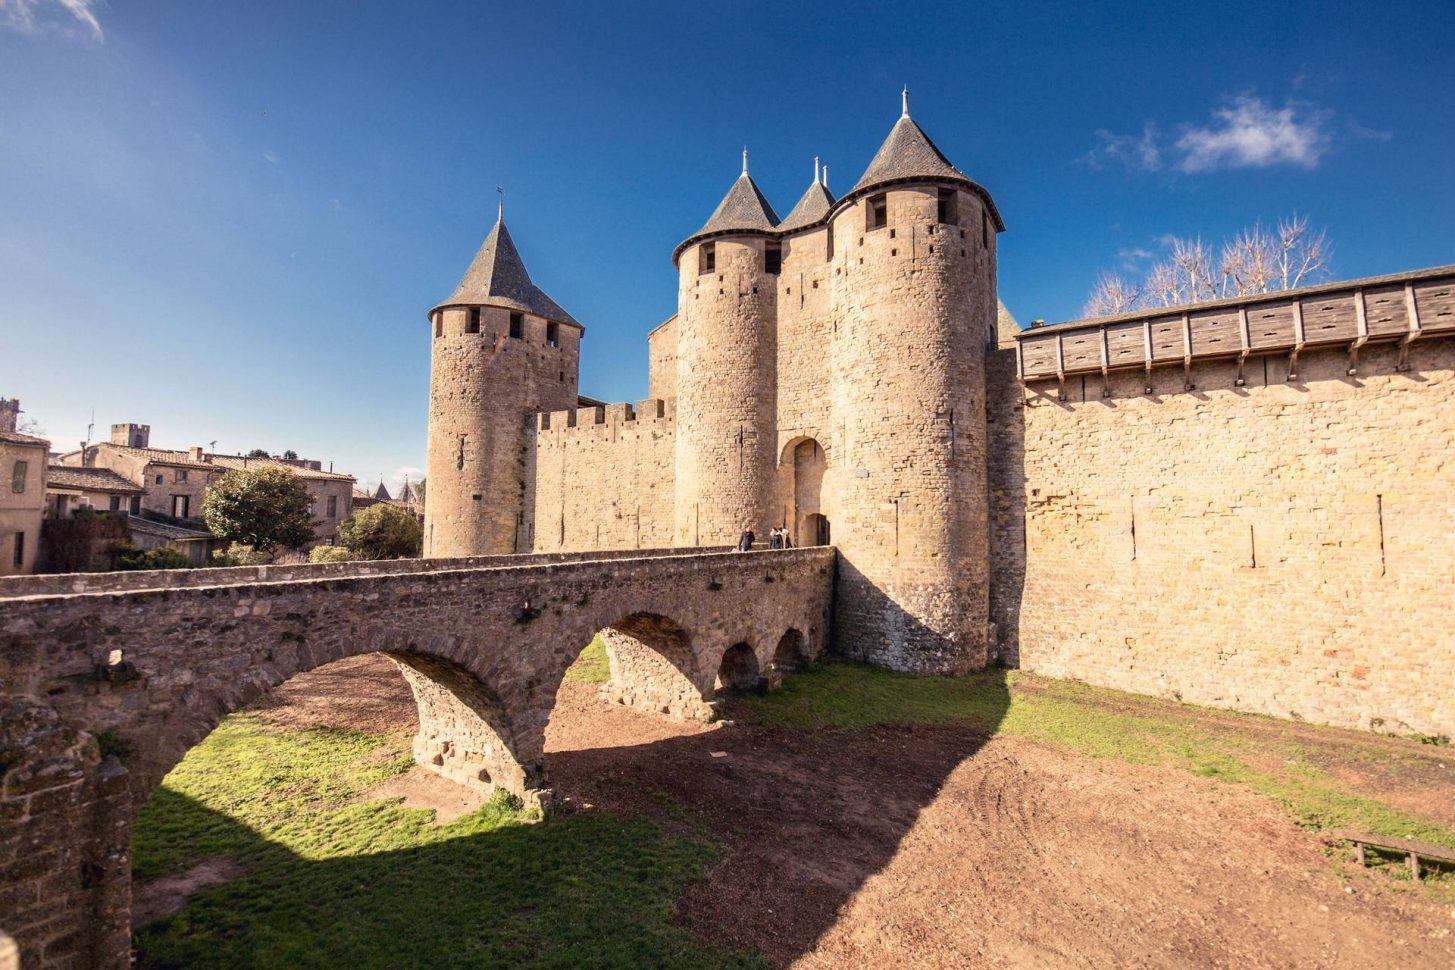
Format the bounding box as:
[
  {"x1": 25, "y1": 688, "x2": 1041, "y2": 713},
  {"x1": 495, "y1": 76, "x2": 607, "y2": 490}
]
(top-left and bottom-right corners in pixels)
[
  {"x1": 252, "y1": 655, "x2": 1455, "y2": 969},
  {"x1": 132, "y1": 857, "x2": 247, "y2": 925}
]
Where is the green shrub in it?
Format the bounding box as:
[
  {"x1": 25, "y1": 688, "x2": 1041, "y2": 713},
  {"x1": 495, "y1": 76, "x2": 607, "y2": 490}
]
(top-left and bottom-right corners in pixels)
[
  {"x1": 111, "y1": 546, "x2": 195, "y2": 571},
  {"x1": 308, "y1": 545, "x2": 357, "y2": 564},
  {"x1": 336, "y1": 504, "x2": 422, "y2": 560}
]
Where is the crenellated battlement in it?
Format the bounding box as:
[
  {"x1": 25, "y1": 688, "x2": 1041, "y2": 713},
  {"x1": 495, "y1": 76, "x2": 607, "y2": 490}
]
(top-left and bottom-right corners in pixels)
[{"x1": 535, "y1": 398, "x2": 676, "y2": 435}]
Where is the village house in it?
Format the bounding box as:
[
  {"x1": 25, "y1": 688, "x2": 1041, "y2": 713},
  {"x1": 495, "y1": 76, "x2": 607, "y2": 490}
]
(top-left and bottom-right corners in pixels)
[
  {"x1": 0, "y1": 398, "x2": 48, "y2": 576},
  {"x1": 59, "y1": 423, "x2": 357, "y2": 546}
]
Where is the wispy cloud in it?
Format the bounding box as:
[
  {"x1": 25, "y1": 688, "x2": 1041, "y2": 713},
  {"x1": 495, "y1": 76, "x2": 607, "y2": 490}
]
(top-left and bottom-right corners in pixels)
[
  {"x1": 1175, "y1": 96, "x2": 1331, "y2": 172},
  {"x1": 1116, "y1": 246, "x2": 1155, "y2": 271},
  {"x1": 1085, "y1": 94, "x2": 1341, "y2": 175},
  {"x1": 262, "y1": 151, "x2": 279, "y2": 165},
  {"x1": 0, "y1": 0, "x2": 103, "y2": 40},
  {"x1": 1084, "y1": 122, "x2": 1160, "y2": 172}
]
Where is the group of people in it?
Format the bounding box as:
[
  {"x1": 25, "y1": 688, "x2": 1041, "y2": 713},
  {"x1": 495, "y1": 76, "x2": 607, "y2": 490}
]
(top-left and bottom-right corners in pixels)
[{"x1": 735, "y1": 526, "x2": 793, "y2": 551}]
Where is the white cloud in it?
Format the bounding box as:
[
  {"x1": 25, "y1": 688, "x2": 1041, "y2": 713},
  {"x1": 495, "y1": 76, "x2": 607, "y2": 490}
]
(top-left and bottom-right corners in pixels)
[
  {"x1": 1084, "y1": 121, "x2": 1161, "y2": 171},
  {"x1": 1175, "y1": 96, "x2": 1331, "y2": 173},
  {"x1": 262, "y1": 151, "x2": 279, "y2": 165},
  {"x1": 0, "y1": 0, "x2": 103, "y2": 40},
  {"x1": 389, "y1": 466, "x2": 423, "y2": 493}
]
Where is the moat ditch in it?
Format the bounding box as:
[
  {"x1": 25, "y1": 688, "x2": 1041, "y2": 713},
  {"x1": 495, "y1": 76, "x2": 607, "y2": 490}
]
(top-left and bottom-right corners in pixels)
[{"x1": 131, "y1": 651, "x2": 1455, "y2": 968}]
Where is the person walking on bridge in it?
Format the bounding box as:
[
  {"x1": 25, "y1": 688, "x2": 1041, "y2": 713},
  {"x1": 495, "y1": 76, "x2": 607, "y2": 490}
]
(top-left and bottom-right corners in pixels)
[{"x1": 737, "y1": 526, "x2": 755, "y2": 552}]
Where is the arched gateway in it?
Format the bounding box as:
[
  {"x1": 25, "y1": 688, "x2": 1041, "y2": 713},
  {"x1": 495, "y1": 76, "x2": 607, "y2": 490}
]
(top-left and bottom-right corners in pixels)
[{"x1": 0, "y1": 546, "x2": 834, "y2": 968}]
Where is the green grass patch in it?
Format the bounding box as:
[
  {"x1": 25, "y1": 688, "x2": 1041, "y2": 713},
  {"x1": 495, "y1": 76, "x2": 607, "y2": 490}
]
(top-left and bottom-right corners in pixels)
[
  {"x1": 741, "y1": 661, "x2": 1455, "y2": 854},
  {"x1": 132, "y1": 715, "x2": 762, "y2": 969},
  {"x1": 564, "y1": 635, "x2": 610, "y2": 683}
]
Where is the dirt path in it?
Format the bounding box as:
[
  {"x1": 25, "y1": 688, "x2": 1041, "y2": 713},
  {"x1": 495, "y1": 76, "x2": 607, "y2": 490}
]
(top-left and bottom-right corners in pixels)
[{"x1": 251, "y1": 655, "x2": 1455, "y2": 968}]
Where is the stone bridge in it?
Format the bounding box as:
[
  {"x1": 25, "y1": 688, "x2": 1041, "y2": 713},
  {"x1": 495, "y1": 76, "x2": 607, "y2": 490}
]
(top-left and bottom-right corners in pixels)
[{"x1": 0, "y1": 546, "x2": 835, "y2": 968}]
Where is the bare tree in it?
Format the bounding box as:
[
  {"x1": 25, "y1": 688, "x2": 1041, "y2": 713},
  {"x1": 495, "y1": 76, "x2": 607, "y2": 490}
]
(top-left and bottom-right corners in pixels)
[
  {"x1": 1276, "y1": 213, "x2": 1331, "y2": 290},
  {"x1": 1083, "y1": 271, "x2": 1142, "y2": 317},
  {"x1": 1083, "y1": 215, "x2": 1332, "y2": 316}
]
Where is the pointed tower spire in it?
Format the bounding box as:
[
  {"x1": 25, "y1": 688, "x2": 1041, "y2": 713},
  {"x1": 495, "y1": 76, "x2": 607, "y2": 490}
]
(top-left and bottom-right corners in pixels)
[
  {"x1": 902, "y1": 86, "x2": 910, "y2": 118},
  {"x1": 433, "y1": 212, "x2": 581, "y2": 326},
  {"x1": 780, "y1": 159, "x2": 838, "y2": 231},
  {"x1": 496, "y1": 184, "x2": 504, "y2": 221},
  {"x1": 742, "y1": 147, "x2": 749, "y2": 175}
]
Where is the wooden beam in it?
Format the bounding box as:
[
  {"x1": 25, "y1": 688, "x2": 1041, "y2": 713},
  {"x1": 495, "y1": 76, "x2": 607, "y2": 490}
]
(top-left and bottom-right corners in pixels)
[
  {"x1": 1236, "y1": 307, "x2": 1251, "y2": 387},
  {"x1": 1288, "y1": 298, "x2": 1306, "y2": 381},
  {"x1": 1348, "y1": 289, "x2": 1369, "y2": 376},
  {"x1": 1398, "y1": 282, "x2": 1424, "y2": 372},
  {"x1": 1099, "y1": 324, "x2": 1111, "y2": 397},
  {"x1": 1181, "y1": 312, "x2": 1194, "y2": 390},
  {"x1": 1142, "y1": 318, "x2": 1154, "y2": 394}
]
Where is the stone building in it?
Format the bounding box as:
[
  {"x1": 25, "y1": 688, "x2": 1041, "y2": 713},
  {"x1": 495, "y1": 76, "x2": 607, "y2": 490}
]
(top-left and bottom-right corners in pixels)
[
  {"x1": 59, "y1": 424, "x2": 357, "y2": 546},
  {"x1": 426, "y1": 94, "x2": 1455, "y2": 730},
  {"x1": 427, "y1": 94, "x2": 1003, "y2": 674},
  {"x1": 0, "y1": 398, "x2": 48, "y2": 576}
]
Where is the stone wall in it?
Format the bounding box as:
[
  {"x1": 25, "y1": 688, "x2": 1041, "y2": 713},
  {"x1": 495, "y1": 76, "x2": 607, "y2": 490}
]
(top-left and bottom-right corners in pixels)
[
  {"x1": 989, "y1": 336, "x2": 1455, "y2": 736},
  {"x1": 522, "y1": 401, "x2": 677, "y2": 552},
  {"x1": 647, "y1": 315, "x2": 677, "y2": 402}
]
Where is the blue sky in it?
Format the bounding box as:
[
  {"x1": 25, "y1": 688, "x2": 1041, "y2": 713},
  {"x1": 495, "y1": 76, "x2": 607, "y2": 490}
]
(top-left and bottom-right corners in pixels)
[{"x1": 2, "y1": 0, "x2": 1452, "y2": 492}]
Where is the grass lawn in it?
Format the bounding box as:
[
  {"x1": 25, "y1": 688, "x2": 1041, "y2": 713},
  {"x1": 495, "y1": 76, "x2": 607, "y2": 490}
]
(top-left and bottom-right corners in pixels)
[{"x1": 563, "y1": 635, "x2": 610, "y2": 683}]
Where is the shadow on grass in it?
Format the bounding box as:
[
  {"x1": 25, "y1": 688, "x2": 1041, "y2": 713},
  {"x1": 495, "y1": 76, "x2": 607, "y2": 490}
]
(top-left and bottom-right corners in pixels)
[
  {"x1": 134, "y1": 669, "x2": 1015, "y2": 969},
  {"x1": 134, "y1": 788, "x2": 764, "y2": 970}
]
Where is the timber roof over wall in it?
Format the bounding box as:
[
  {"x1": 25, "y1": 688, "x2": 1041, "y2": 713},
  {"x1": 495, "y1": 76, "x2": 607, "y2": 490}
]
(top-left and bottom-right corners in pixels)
[{"x1": 1013, "y1": 264, "x2": 1455, "y2": 384}]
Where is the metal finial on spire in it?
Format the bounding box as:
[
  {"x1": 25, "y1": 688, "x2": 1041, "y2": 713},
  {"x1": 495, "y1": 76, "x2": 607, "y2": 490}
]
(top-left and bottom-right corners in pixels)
[
  {"x1": 742, "y1": 147, "x2": 749, "y2": 175},
  {"x1": 902, "y1": 86, "x2": 910, "y2": 118},
  {"x1": 496, "y1": 184, "x2": 504, "y2": 220},
  {"x1": 813, "y1": 156, "x2": 820, "y2": 183},
  {"x1": 822, "y1": 165, "x2": 829, "y2": 189}
]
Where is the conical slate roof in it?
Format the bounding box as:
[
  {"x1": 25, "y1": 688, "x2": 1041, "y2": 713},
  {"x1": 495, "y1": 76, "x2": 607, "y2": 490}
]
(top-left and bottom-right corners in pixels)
[
  {"x1": 692, "y1": 172, "x2": 781, "y2": 237},
  {"x1": 851, "y1": 113, "x2": 966, "y2": 194},
  {"x1": 434, "y1": 218, "x2": 580, "y2": 327},
  {"x1": 779, "y1": 180, "x2": 836, "y2": 231}
]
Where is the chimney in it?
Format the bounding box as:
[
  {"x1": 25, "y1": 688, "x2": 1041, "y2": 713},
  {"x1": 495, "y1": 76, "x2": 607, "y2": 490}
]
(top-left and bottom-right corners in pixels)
[
  {"x1": 0, "y1": 398, "x2": 18, "y2": 434},
  {"x1": 189, "y1": 446, "x2": 207, "y2": 462}
]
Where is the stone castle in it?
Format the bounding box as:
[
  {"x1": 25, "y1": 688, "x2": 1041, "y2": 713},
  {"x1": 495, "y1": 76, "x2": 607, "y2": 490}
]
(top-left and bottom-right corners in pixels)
[{"x1": 424, "y1": 95, "x2": 1454, "y2": 734}]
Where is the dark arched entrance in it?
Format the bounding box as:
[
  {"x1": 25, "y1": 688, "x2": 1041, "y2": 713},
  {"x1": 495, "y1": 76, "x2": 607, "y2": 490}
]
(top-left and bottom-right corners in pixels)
[{"x1": 715, "y1": 642, "x2": 761, "y2": 693}]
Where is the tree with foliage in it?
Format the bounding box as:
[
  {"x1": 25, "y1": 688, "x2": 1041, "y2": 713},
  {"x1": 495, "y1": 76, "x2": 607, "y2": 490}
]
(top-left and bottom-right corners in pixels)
[
  {"x1": 308, "y1": 545, "x2": 356, "y2": 564},
  {"x1": 246, "y1": 448, "x2": 270, "y2": 458},
  {"x1": 283, "y1": 449, "x2": 298, "y2": 460},
  {"x1": 202, "y1": 466, "x2": 316, "y2": 558},
  {"x1": 111, "y1": 546, "x2": 194, "y2": 571},
  {"x1": 336, "y1": 504, "x2": 422, "y2": 560},
  {"x1": 412, "y1": 478, "x2": 426, "y2": 509}
]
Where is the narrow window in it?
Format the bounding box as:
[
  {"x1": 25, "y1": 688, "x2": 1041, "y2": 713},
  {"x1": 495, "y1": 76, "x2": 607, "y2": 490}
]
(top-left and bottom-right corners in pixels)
[
  {"x1": 764, "y1": 243, "x2": 782, "y2": 275},
  {"x1": 12, "y1": 532, "x2": 23, "y2": 568},
  {"x1": 867, "y1": 194, "x2": 887, "y2": 230},
  {"x1": 982, "y1": 213, "x2": 990, "y2": 248},
  {"x1": 434, "y1": 314, "x2": 442, "y2": 338},
  {"x1": 937, "y1": 188, "x2": 958, "y2": 225},
  {"x1": 699, "y1": 242, "x2": 716, "y2": 274},
  {"x1": 826, "y1": 224, "x2": 834, "y2": 260},
  {"x1": 466, "y1": 307, "x2": 481, "y2": 334},
  {"x1": 327, "y1": 495, "x2": 337, "y2": 518},
  {"x1": 154, "y1": 474, "x2": 163, "y2": 485},
  {"x1": 175, "y1": 468, "x2": 188, "y2": 483},
  {"x1": 546, "y1": 321, "x2": 559, "y2": 347},
  {"x1": 172, "y1": 495, "x2": 190, "y2": 518},
  {"x1": 509, "y1": 312, "x2": 523, "y2": 339},
  {"x1": 10, "y1": 460, "x2": 26, "y2": 493},
  {"x1": 109, "y1": 495, "x2": 121, "y2": 512}
]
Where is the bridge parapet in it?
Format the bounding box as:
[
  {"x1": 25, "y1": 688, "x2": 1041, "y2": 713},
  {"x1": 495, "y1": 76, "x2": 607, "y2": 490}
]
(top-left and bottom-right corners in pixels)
[{"x1": 0, "y1": 545, "x2": 736, "y2": 599}]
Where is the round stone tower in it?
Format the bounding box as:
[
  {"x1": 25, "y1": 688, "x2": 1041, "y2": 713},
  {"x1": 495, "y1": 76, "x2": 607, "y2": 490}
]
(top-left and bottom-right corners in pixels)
[
  {"x1": 826, "y1": 94, "x2": 1004, "y2": 673},
  {"x1": 425, "y1": 211, "x2": 582, "y2": 558},
  {"x1": 670, "y1": 152, "x2": 780, "y2": 546}
]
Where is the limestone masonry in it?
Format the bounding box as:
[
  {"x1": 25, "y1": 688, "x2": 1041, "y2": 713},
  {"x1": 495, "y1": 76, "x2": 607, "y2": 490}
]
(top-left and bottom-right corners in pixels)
[{"x1": 426, "y1": 97, "x2": 1452, "y2": 734}]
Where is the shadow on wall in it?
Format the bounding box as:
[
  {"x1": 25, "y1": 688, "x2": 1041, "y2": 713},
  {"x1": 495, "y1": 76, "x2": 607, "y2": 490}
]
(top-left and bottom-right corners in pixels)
[
  {"x1": 985, "y1": 341, "x2": 1026, "y2": 666},
  {"x1": 833, "y1": 556, "x2": 991, "y2": 675},
  {"x1": 124, "y1": 667, "x2": 1013, "y2": 968}
]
